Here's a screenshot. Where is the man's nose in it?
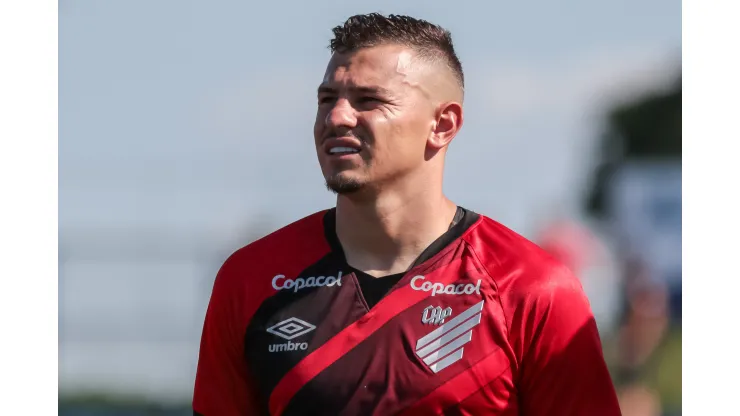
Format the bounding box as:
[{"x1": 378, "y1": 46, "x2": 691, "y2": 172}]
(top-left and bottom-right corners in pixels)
[{"x1": 325, "y1": 98, "x2": 357, "y2": 129}]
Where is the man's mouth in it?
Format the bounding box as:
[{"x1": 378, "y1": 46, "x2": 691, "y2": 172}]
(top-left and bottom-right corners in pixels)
[{"x1": 328, "y1": 147, "x2": 361, "y2": 155}]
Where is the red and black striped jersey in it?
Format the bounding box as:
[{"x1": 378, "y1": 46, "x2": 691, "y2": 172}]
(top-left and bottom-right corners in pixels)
[{"x1": 193, "y1": 207, "x2": 621, "y2": 416}]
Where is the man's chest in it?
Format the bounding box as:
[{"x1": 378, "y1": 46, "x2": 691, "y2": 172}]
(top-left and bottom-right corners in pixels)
[{"x1": 243, "y1": 264, "x2": 517, "y2": 415}]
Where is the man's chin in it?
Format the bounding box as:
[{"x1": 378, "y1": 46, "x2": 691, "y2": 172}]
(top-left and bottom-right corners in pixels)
[{"x1": 325, "y1": 176, "x2": 364, "y2": 195}]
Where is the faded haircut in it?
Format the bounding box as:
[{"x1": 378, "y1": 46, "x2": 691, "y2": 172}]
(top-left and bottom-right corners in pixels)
[{"x1": 329, "y1": 13, "x2": 464, "y2": 91}]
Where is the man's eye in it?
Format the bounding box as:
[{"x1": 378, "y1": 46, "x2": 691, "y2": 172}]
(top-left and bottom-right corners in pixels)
[
  {"x1": 318, "y1": 96, "x2": 336, "y2": 104},
  {"x1": 357, "y1": 96, "x2": 379, "y2": 104}
]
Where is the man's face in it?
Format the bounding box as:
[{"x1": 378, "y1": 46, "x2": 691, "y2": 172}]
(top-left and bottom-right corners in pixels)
[{"x1": 314, "y1": 44, "x2": 435, "y2": 195}]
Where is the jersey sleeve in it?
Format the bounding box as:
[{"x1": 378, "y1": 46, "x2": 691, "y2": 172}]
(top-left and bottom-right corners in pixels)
[
  {"x1": 516, "y1": 265, "x2": 621, "y2": 416},
  {"x1": 193, "y1": 258, "x2": 261, "y2": 416}
]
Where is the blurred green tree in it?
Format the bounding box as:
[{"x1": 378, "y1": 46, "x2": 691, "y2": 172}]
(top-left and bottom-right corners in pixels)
[{"x1": 584, "y1": 75, "x2": 682, "y2": 218}]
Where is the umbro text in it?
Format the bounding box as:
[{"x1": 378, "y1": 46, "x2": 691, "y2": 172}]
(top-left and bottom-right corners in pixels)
[{"x1": 269, "y1": 341, "x2": 308, "y2": 352}]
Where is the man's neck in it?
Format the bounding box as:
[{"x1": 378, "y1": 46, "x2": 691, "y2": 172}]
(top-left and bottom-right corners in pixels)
[{"x1": 335, "y1": 183, "x2": 458, "y2": 277}]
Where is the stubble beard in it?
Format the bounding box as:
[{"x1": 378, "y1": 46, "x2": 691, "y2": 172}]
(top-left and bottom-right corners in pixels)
[{"x1": 325, "y1": 174, "x2": 364, "y2": 195}]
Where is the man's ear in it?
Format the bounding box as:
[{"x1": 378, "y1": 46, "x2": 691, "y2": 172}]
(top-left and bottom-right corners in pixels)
[{"x1": 428, "y1": 101, "x2": 463, "y2": 150}]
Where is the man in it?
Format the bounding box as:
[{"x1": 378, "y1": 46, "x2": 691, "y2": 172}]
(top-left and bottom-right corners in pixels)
[{"x1": 193, "y1": 13, "x2": 621, "y2": 416}]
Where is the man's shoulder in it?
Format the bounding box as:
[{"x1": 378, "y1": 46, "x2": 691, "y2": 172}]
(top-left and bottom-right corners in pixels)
[
  {"x1": 215, "y1": 209, "x2": 334, "y2": 287},
  {"x1": 465, "y1": 214, "x2": 581, "y2": 297},
  {"x1": 235, "y1": 209, "x2": 330, "y2": 256},
  {"x1": 465, "y1": 214, "x2": 560, "y2": 269}
]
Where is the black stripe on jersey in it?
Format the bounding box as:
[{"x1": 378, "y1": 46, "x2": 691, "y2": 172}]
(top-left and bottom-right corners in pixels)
[
  {"x1": 277, "y1": 208, "x2": 482, "y2": 415},
  {"x1": 244, "y1": 207, "x2": 480, "y2": 414},
  {"x1": 243, "y1": 251, "x2": 365, "y2": 413}
]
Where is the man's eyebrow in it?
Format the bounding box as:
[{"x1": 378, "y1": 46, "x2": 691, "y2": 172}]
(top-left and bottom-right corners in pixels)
[
  {"x1": 317, "y1": 85, "x2": 393, "y2": 96},
  {"x1": 317, "y1": 85, "x2": 335, "y2": 95}
]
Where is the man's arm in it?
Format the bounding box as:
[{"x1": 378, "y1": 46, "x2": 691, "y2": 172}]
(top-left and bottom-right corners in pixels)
[
  {"x1": 193, "y1": 260, "x2": 261, "y2": 416},
  {"x1": 516, "y1": 265, "x2": 621, "y2": 416}
]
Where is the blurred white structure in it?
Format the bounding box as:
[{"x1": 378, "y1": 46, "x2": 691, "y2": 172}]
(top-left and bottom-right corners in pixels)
[{"x1": 609, "y1": 161, "x2": 682, "y2": 288}]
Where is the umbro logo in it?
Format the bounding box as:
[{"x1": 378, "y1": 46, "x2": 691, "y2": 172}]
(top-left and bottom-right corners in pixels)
[
  {"x1": 415, "y1": 300, "x2": 484, "y2": 373},
  {"x1": 267, "y1": 317, "x2": 316, "y2": 340},
  {"x1": 267, "y1": 317, "x2": 315, "y2": 353}
]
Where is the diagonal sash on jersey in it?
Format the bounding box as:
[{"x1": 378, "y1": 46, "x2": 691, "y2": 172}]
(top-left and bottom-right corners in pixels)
[
  {"x1": 268, "y1": 257, "x2": 472, "y2": 416},
  {"x1": 398, "y1": 347, "x2": 510, "y2": 415}
]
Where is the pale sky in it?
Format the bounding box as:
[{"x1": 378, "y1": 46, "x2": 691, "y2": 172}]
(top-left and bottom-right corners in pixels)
[
  {"x1": 58, "y1": 0, "x2": 681, "y2": 400},
  {"x1": 60, "y1": 0, "x2": 681, "y2": 236}
]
